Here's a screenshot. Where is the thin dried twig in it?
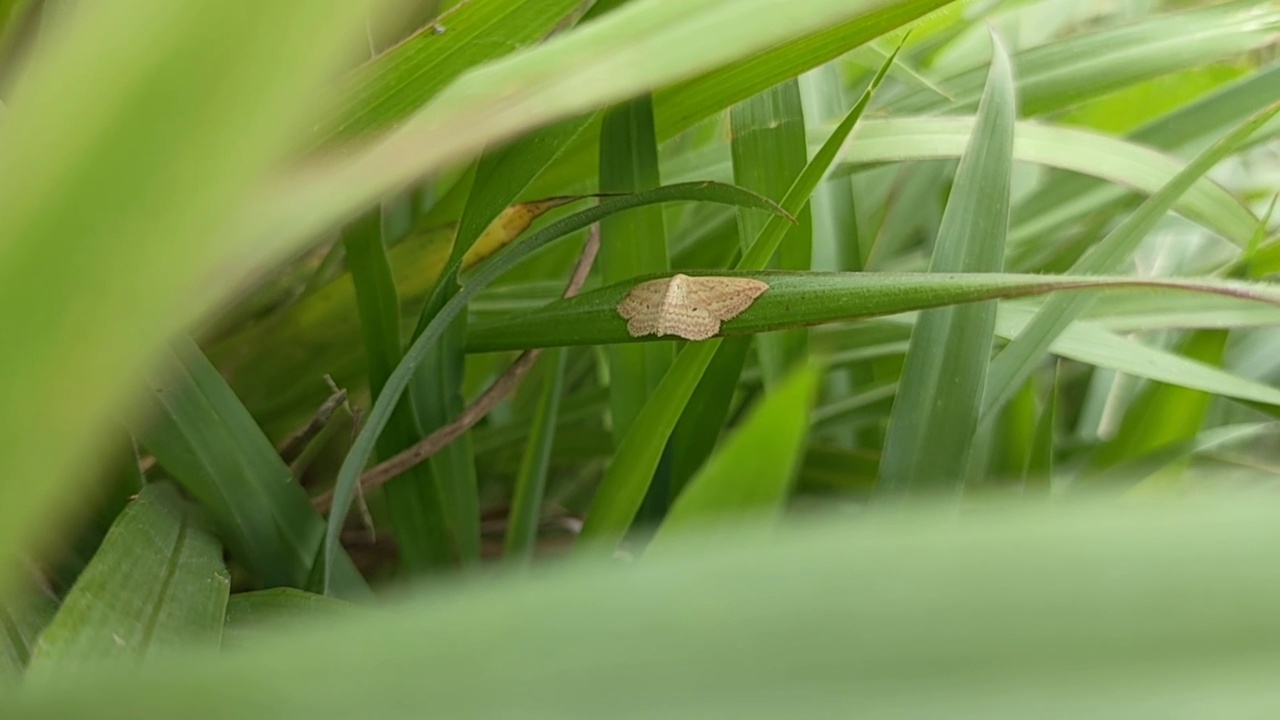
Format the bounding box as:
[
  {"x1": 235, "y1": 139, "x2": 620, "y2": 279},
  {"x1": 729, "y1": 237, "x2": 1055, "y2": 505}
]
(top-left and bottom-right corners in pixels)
[
  {"x1": 314, "y1": 226, "x2": 600, "y2": 513},
  {"x1": 278, "y1": 375, "x2": 349, "y2": 465}
]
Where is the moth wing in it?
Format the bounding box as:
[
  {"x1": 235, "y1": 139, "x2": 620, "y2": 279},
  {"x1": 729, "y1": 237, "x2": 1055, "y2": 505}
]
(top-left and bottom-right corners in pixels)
[
  {"x1": 686, "y1": 277, "x2": 769, "y2": 321},
  {"x1": 617, "y1": 277, "x2": 669, "y2": 321}
]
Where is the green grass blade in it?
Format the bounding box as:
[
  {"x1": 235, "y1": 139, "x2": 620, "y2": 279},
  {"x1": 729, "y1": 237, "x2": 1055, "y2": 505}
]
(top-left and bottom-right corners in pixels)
[
  {"x1": 18, "y1": 498, "x2": 1280, "y2": 717},
  {"x1": 667, "y1": 337, "x2": 753, "y2": 499},
  {"x1": 878, "y1": 31, "x2": 1015, "y2": 495},
  {"x1": 140, "y1": 339, "x2": 368, "y2": 597},
  {"x1": 981, "y1": 101, "x2": 1280, "y2": 420},
  {"x1": 0, "y1": 0, "x2": 383, "y2": 596},
  {"x1": 323, "y1": 0, "x2": 583, "y2": 140},
  {"x1": 24, "y1": 484, "x2": 228, "y2": 681},
  {"x1": 599, "y1": 95, "x2": 674, "y2": 442},
  {"x1": 578, "y1": 44, "x2": 899, "y2": 550},
  {"x1": 321, "y1": 182, "x2": 787, "y2": 591},
  {"x1": 503, "y1": 348, "x2": 567, "y2": 564},
  {"x1": 647, "y1": 364, "x2": 818, "y2": 556},
  {"x1": 730, "y1": 78, "x2": 812, "y2": 383}
]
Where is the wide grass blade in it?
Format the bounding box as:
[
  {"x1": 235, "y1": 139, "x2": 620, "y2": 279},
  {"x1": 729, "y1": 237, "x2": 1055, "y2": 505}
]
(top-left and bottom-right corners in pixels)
[
  {"x1": 222, "y1": 589, "x2": 350, "y2": 648},
  {"x1": 981, "y1": 102, "x2": 1280, "y2": 420},
  {"x1": 878, "y1": 31, "x2": 1015, "y2": 496},
  {"x1": 322, "y1": 0, "x2": 583, "y2": 140},
  {"x1": 320, "y1": 182, "x2": 788, "y2": 591},
  {"x1": 141, "y1": 339, "x2": 368, "y2": 597},
  {"x1": 0, "y1": 0, "x2": 384, "y2": 596},
  {"x1": 256, "y1": 0, "x2": 957, "y2": 274},
  {"x1": 24, "y1": 484, "x2": 228, "y2": 681},
  {"x1": 15, "y1": 497, "x2": 1280, "y2": 717},
  {"x1": 647, "y1": 364, "x2": 818, "y2": 555}
]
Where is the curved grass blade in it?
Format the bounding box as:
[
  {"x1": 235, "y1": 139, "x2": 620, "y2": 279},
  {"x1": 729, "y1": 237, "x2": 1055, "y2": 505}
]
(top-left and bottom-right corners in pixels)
[
  {"x1": 647, "y1": 364, "x2": 818, "y2": 556},
  {"x1": 981, "y1": 101, "x2": 1280, "y2": 421},
  {"x1": 320, "y1": 182, "x2": 788, "y2": 592},
  {"x1": 503, "y1": 348, "x2": 567, "y2": 564},
  {"x1": 24, "y1": 484, "x2": 228, "y2": 682},
  {"x1": 878, "y1": 30, "x2": 1015, "y2": 496}
]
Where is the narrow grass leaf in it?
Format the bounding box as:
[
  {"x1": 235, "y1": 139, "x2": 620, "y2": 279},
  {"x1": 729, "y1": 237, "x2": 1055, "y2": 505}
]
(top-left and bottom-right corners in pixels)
[
  {"x1": 140, "y1": 339, "x2": 368, "y2": 597},
  {"x1": 321, "y1": 182, "x2": 788, "y2": 591},
  {"x1": 730, "y1": 77, "x2": 812, "y2": 383},
  {"x1": 578, "y1": 44, "x2": 899, "y2": 549},
  {"x1": 598, "y1": 95, "x2": 674, "y2": 444},
  {"x1": 647, "y1": 363, "x2": 818, "y2": 555},
  {"x1": 878, "y1": 31, "x2": 1015, "y2": 496},
  {"x1": 24, "y1": 484, "x2": 228, "y2": 681},
  {"x1": 503, "y1": 348, "x2": 567, "y2": 564},
  {"x1": 982, "y1": 102, "x2": 1280, "y2": 420}
]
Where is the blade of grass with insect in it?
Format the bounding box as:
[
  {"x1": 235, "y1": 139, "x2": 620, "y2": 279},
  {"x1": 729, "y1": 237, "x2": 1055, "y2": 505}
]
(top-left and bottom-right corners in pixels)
[
  {"x1": 23, "y1": 484, "x2": 228, "y2": 683},
  {"x1": 647, "y1": 363, "x2": 818, "y2": 556},
  {"x1": 0, "y1": 0, "x2": 385, "y2": 598},
  {"x1": 341, "y1": 207, "x2": 455, "y2": 571},
  {"x1": 503, "y1": 347, "x2": 567, "y2": 564},
  {"x1": 140, "y1": 339, "x2": 368, "y2": 598},
  {"x1": 320, "y1": 182, "x2": 789, "y2": 591},
  {"x1": 578, "y1": 44, "x2": 900, "y2": 549},
  {"x1": 877, "y1": 31, "x2": 1015, "y2": 496},
  {"x1": 730, "y1": 77, "x2": 812, "y2": 384},
  {"x1": 981, "y1": 101, "x2": 1280, "y2": 421},
  {"x1": 889, "y1": 2, "x2": 1278, "y2": 117}
]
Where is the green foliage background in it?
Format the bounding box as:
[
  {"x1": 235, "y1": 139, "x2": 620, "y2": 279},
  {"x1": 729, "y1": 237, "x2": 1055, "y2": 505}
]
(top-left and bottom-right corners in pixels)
[{"x1": 1, "y1": 0, "x2": 1280, "y2": 715}]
